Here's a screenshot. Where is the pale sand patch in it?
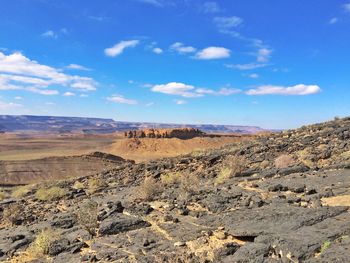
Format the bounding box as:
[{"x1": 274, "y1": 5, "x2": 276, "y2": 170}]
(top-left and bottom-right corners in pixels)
[{"x1": 322, "y1": 195, "x2": 350, "y2": 206}]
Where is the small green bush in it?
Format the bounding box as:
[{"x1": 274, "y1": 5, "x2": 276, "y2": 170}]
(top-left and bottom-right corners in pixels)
[
  {"x1": 28, "y1": 229, "x2": 60, "y2": 256},
  {"x1": 35, "y1": 187, "x2": 68, "y2": 201},
  {"x1": 87, "y1": 178, "x2": 108, "y2": 194},
  {"x1": 0, "y1": 190, "x2": 5, "y2": 201},
  {"x1": 320, "y1": 240, "x2": 331, "y2": 254},
  {"x1": 12, "y1": 185, "x2": 33, "y2": 198},
  {"x1": 75, "y1": 200, "x2": 99, "y2": 237}
]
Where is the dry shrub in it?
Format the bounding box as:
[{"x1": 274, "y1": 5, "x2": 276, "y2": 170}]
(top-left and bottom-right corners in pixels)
[
  {"x1": 72, "y1": 181, "x2": 85, "y2": 190},
  {"x1": 0, "y1": 190, "x2": 5, "y2": 201},
  {"x1": 137, "y1": 177, "x2": 163, "y2": 201},
  {"x1": 3, "y1": 203, "x2": 23, "y2": 226},
  {"x1": 12, "y1": 185, "x2": 33, "y2": 198},
  {"x1": 274, "y1": 154, "x2": 295, "y2": 168},
  {"x1": 75, "y1": 199, "x2": 99, "y2": 237},
  {"x1": 179, "y1": 174, "x2": 200, "y2": 195},
  {"x1": 161, "y1": 172, "x2": 182, "y2": 186},
  {"x1": 87, "y1": 177, "x2": 108, "y2": 194},
  {"x1": 35, "y1": 186, "x2": 68, "y2": 201},
  {"x1": 28, "y1": 229, "x2": 60, "y2": 256},
  {"x1": 215, "y1": 155, "x2": 248, "y2": 184}
]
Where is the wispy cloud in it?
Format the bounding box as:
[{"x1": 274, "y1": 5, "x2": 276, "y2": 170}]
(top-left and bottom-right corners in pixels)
[
  {"x1": 195, "y1": 46, "x2": 231, "y2": 60},
  {"x1": 63, "y1": 92, "x2": 75, "y2": 96},
  {"x1": 343, "y1": 3, "x2": 350, "y2": 12},
  {"x1": 152, "y1": 47, "x2": 163, "y2": 54},
  {"x1": 104, "y1": 40, "x2": 140, "y2": 57},
  {"x1": 329, "y1": 17, "x2": 338, "y2": 24},
  {"x1": 0, "y1": 101, "x2": 22, "y2": 110},
  {"x1": 202, "y1": 2, "x2": 221, "y2": 13},
  {"x1": 0, "y1": 52, "x2": 97, "y2": 95},
  {"x1": 225, "y1": 63, "x2": 268, "y2": 70},
  {"x1": 175, "y1": 99, "x2": 187, "y2": 105},
  {"x1": 196, "y1": 87, "x2": 241, "y2": 96},
  {"x1": 246, "y1": 84, "x2": 321, "y2": 96},
  {"x1": 257, "y1": 48, "x2": 272, "y2": 63},
  {"x1": 65, "y1": 64, "x2": 91, "y2": 71},
  {"x1": 170, "y1": 42, "x2": 197, "y2": 54},
  {"x1": 214, "y1": 16, "x2": 243, "y2": 37},
  {"x1": 41, "y1": 30, "x2": 58, "y2": 39},
  {"x1": 248, "y1": 73, "x2": 259, "y2": 79},
  {"x1": 107, "y1": 95, "x2": 138, "y2": 105},
  {"x1": 136, "y1": 0, "x2": 164, "y2": 7}
]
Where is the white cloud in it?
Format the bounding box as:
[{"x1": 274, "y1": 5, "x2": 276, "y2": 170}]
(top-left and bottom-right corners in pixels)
[
  {"x1": 195, "y1": 47, "x2": 231, "y2": 60},
  {"x1": 104, "y1": 40, "x2": 140, "y2": 57},
  {"x1": 0, "y1": 101, "x2": 22, "y2": 110},
  {"x1": 344, "y1": 3, "x2": 350, "y2": 12},
  {"x1": 63, "y1": 92, "x2": 75, "y2": 96},
  {"x1": 45, "y1": 102, "x2": 56, "y2": 105},
  {"x1": 152, "y1": 82, "x2": 202, "y2": 98},
  {"x1": 146, "y1": 102, "x2": 154, "y2": 107},
  {"x1": 214, "y1": 16, "x2": 243, "y2": 37},
  {"x1": 41, "y1": 30, "x2": 57, "y2": 39},
  {"x1": 202, "y1": 2, "x2": 221, "y2": 13},
  {"x1": 107, "y1": 95, "x2": 138, "y2": 105},
  {"x1": 246, "y1": 84, "x2": 321, "y2": 96},
  {"x1": 66, "y1": 64, "x2": 91, "y2": 71},
  {"x1": 225, "y1": 63, "x2": 268, "y2": 70},
  {"x1": 217, "y1": 88, "x2": 241, "y2": 95},
  {"x1": 151, "y1": 82, "x2": 240, "y2": 98},
  {"x1": 175, "y1": 99, "x2": 187, "y2": 105},
  {"x1": 137, "y1": 0, "x2": 163, "y2": 7},
  {"x1": 0, "y1": 52, "x2": 97, "y2": 95},
  {"x1": 80, "y1": 94, "x2": 88, "y2": 97},
  {"x1": 170, "y1": 42, "x2": 197, "y2": 54},
  {"x1": 14, "y1": 96, "x2": 23, "y2": 100},
  {"x1": 329, "y1": 17, "x2": 338, "y2": 24},
  {"x1": 257, "y1": 48, "x2": 272, "y2": 63},
  {"x1": 248, "y1": 73, "x2": 259, "y2": 79},
  {"x1": 152, "y1": 47, "x2": 163, "y2": 54}
]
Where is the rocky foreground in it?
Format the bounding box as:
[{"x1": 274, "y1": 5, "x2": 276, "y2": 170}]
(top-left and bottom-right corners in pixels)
[{"x1": 0, "y1": 117, "x2": 350, "y2": 262}]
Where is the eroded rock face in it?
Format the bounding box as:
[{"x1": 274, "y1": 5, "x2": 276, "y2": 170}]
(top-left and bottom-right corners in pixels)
[
  {"x1": 124, "y1": 128, "x2": 205, "y2": 139},
  {"x1": 1, "y1": 117, "x2": 350, "y2": 262}
]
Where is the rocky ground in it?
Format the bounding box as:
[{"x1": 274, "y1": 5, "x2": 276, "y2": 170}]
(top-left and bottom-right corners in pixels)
[{"x1": 0, "y1": 117, "x2": 350, "y2": 262}]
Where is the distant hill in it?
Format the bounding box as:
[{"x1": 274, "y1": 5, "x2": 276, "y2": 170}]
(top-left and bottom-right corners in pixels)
[{"x1": 0, "y1": 115, "x2": 266, "y2": 134}]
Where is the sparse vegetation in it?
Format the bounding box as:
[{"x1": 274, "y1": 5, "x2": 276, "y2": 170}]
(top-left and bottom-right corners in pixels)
[
  {"x1": 73, "y1": 180, "x2": 85, "y2": 190},
  {"x1": 137, "y1": 177, "x2": 163, "y2": 201},
  {"x1": 87, "y1": 177, "x2": 108, "y2": 194},
  {"x1": 274, "y1": 154, "x2": 295, "y2": 168},
  {"x1": 12, "y1": 184, "x2": 33, "y2": 198},
  {"x1": 35, "y1": 186, "x2": 68, "y2": 201},
  {"x1": 215, "y1": 155, "x2": 248, "y2": 184},
  {"x1": 0, "y1": 190, "x2": 5, "y2": 201},
  {"x1": 161, "y1": 172, "x2": 182, "y2": 186},
  {"x1": 27, "y1": 229, "x2": 60, "y2": 256},
  {"x1": 75, "y1": 199, "x2": 99, "y2": 237},
  {"x1": 319, "y1": 240, "x2": 331, "y2": 254},
  {"x1": 3, "y1": 203, "x2": 22, "y2": 226}
]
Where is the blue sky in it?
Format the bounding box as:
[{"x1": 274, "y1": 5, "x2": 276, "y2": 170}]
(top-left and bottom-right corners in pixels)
[{"x1": 0, "y1": 0, "x2": 349, "y2": 129}]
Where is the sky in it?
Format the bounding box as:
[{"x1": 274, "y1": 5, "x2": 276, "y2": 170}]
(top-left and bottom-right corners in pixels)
[{"x1": 0, "y1": 0, "x2": 350, "y2": 129}]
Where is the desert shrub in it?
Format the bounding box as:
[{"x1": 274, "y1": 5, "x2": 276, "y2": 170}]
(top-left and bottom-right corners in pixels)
[
  {"x1": 0, "y1": 190, "x2": 5, "y2": 201},
  {"x1": 28, "y1": 229, "x2": 60, "y2": 256},
  {"x1": 215, "y1": 155, "x2": 248, "y2": 184},
  {"x1": 161, "y1": 172, "x2": 182, "y2": 186},
  {"x1": 179, "y1": 174, "x2": 200, "y2": 195},
  {"x1": 274, "y1": 154, "x2": 295, "y2": 168},
  {"x1": 72, "y1": 181, "x2": 85, "y2": 190},
  {"x1": 319, "y1": 240, "x2": 331, "y2": 254},
  {"x1": 75, "y1": 199, "x2": 99, "y2": 237},
  {"x1": 87, "y1": 177, "x2": 108, "y2": 194},
  {"x1": 35, "y1": 186, "x2": 68, "y2": 201},
  {"x1": 137, "y1": 177, "x2": 163, "y2": 201},
  {"x1": 12, "y1": 185, "x2": 33, "y2": 198},
  {"x1": 3, "y1": 203, "x2": 22, "y2": 226}
]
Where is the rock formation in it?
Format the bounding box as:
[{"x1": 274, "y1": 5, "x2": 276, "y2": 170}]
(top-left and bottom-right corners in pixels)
[{"x1": 124, "y1": 128, "x2": 205, "y2": 139}]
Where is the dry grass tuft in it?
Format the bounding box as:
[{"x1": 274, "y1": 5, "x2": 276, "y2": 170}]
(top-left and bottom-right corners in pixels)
[
  {"x1": 215, "y1": 155, "x2": 248, "y2": 184},
  {"x1": 35, "y1": 186, "x2": 68, "y2": 201},
  {"x1": 12, "y1": 185, "x2": 33, "y2": 198},
  {"x1": 274, "y1": 154, "x2": 296, "y2": 168},
  {"x1": 87, "y1": 177, "x2": 108, "y2": 194},
  {"x1": 28, "y1": 229, "x2": 60, "y2": 256},
  {"x1": 3, "y1": 203, "x2": 22, "y2": 226},
  {"x1": 0, "y1": 190, "x2": 5, "y2": 201}
]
